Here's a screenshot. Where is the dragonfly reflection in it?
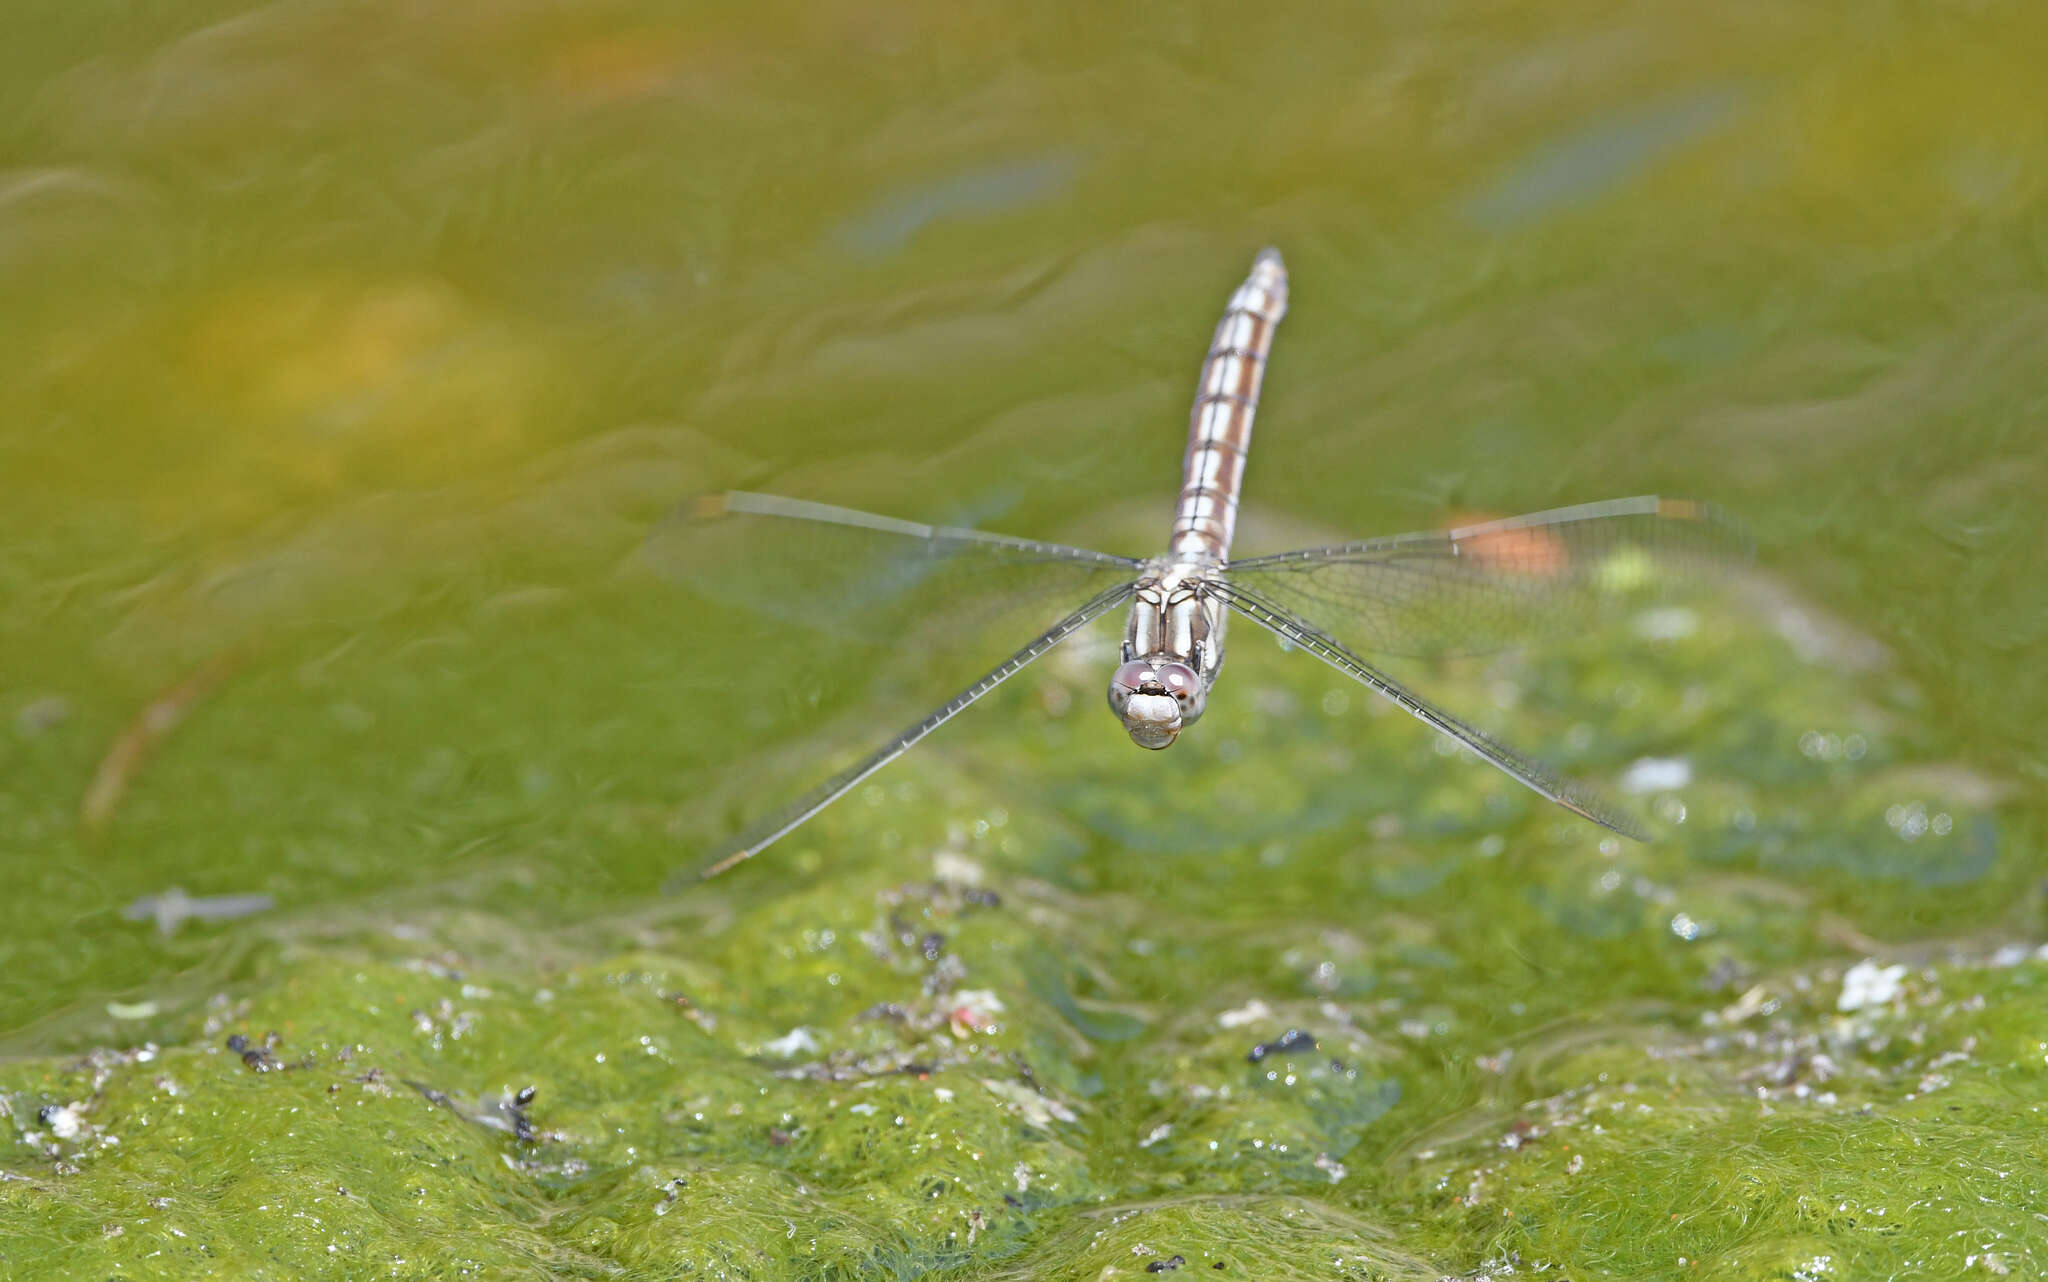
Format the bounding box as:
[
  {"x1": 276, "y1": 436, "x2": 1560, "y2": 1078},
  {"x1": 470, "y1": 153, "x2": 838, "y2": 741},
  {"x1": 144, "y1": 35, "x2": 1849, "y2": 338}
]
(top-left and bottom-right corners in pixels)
[{"x1": 657, "y1": 250, "x2": 1743, "y2": 876}]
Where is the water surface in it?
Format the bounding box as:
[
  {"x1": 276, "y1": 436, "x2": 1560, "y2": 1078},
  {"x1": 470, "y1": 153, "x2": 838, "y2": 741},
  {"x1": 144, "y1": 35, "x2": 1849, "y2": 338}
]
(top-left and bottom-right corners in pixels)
[{"x1": 3, "y1": 2, "x2": 2045, "y2": 1278}]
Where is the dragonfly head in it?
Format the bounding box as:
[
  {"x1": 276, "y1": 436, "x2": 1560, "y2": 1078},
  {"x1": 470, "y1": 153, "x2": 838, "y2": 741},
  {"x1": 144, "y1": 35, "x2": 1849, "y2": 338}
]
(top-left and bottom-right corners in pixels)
[{"x1": 1107, "y1": 658, "x2": 1206, "y2": 750}]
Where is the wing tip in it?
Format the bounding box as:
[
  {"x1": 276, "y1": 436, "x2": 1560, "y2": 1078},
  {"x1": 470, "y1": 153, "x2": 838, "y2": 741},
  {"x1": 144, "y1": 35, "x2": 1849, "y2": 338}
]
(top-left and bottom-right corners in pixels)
[
  {"x1": 1653, "y1": 496, "x2": 1756, "y2": 563},
  {"x1": 661, "y1": 844, "x2": 756, "y2": 892},
  {"x1": 701, "y1": 846, "x2": 755, "y2": 879},
  {"x1": 1553, "y1": 794, "x2": 1648, "y2": 843},
  {"x1": 1599, "y1": 806, "x2": 1652, "y2": 843}
]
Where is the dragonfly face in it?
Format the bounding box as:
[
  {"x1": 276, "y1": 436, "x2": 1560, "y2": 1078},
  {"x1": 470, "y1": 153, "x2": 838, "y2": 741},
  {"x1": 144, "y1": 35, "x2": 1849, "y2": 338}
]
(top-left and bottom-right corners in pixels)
[
  {"x1": 1107, "y1": 657, "x2": 1202, "y2": 748},
  {"x1": 1109, "y1": 566, "x2": 1223, "y2": 749}
]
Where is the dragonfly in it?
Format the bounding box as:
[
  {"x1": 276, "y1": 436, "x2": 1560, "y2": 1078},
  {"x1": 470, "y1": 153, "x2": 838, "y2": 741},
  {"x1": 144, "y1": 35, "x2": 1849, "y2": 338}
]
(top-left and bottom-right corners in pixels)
[{"x1": 656, "y1": 249, "x2": 1742, "y2": 877}]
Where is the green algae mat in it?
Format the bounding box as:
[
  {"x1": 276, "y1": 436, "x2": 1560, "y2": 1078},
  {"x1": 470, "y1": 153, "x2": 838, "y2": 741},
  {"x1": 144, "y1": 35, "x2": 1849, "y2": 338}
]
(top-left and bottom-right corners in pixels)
[{"x1": 5, "y1": 3, "x2": 2048, "y2": 1278}]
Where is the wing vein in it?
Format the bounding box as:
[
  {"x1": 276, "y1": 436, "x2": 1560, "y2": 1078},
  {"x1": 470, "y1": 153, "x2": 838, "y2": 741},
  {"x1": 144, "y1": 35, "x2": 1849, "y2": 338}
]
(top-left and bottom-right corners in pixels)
[
  {"x1": 1226, "y1": 496, "x2": 1715, "y2": 569},
  {"x1": 714, "y1": 491, "x2": 1139, "y2": 568},
  {"x1": 1220, "y1": 497, "x2": 1747, "y2": 659},
  {"x1": 694, "y1": 580, "x2": 1138, "y2": 878},
  {"x1": 1214, "y1": 580, "x2": 1645, "y2": 840}
]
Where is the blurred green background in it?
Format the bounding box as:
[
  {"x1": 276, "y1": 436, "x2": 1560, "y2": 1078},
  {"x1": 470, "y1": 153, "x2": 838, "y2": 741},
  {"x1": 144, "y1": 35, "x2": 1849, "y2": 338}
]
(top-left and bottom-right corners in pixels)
[{"x1": 2, "y1": 2, "x2": 2045, "y2": 1278}]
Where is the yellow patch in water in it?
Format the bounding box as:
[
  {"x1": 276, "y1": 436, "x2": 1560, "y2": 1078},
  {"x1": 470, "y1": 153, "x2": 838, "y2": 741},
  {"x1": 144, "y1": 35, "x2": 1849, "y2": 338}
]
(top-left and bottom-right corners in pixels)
[{"x1": 164, "y1": 277, "x2": 554, "y2": 523}]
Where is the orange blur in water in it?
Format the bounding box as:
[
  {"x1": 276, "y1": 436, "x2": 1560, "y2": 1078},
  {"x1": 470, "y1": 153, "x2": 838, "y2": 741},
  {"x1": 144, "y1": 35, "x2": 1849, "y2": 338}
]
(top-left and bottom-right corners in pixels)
[{"x1": 1444, "y1": 510, "x2": 1571, "y2": 578}]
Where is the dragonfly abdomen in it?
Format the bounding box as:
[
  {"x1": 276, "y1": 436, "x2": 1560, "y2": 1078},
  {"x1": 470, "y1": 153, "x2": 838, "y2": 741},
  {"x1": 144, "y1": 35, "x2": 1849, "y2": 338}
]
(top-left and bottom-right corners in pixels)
[{"x1": 1169, "y1": 248, "x2": 1289, "y2": 563}]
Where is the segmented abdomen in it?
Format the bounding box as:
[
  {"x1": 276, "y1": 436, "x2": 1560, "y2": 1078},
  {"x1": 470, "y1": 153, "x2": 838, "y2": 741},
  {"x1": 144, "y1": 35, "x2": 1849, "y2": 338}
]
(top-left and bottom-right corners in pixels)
[{"x1": 1169, "y1": 249, "x2": 1289, "y2": 562}]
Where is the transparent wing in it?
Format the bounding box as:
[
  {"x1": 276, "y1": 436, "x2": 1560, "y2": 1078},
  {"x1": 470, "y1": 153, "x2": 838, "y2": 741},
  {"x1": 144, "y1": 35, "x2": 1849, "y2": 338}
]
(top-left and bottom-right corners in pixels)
[
  {"x1": 639, "y1": 491, "x2": 1141, "y2": 872},
  {"x1": 1215, "y1": 581, "x2": 1647, "y2": 840},
  {"x1": 1224, "y1": 497, "x2": 1749, "y2": 659},
  {"x1": 695, "y1": 580, "x2": 1136, "y2": 878}
]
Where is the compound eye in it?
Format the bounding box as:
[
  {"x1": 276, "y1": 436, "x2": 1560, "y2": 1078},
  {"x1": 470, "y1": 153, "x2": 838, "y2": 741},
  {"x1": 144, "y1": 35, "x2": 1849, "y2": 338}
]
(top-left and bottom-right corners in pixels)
[
  {"x1": 1110, "y1": 660, "x2": 1156, "y2": 694},
  {"x1": 1156, "y1": 663, "x2": 1198, "y2": 702},
  {"x1": 1107, "y1": 660, "x2": 1155, "y2": 712}
]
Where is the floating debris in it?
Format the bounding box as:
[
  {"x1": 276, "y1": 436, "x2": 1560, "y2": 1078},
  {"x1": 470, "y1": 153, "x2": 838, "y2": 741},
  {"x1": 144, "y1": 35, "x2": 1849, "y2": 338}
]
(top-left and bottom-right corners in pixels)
[
  {"x1": 833, "y1": 151, "x2": 1082, "y2": 257},
  {"x1": 1146, "y1": 1255, "x2": 1187, "y2": 1273},
  {"x1": 979, "y1": 1077, "x2": 1078, "y2": 1127},
  {"x1": 932, "y1": 851, "x2": 985, "y2": 886},
  {"x1": 14, "y1": 694, "x2": 71, "y2": 737},
  {"x1": 37, "y1": 1102, "x2": 85, "y2": 1140},
  {"x1": 1246, "y1": 1029, "x2": 1316, "y2": 1064},
  {"x1": 1217, "y1": 999, "x2": 1273, "y2": 1029},
  {"x1": 224, "y1": 1032, "x2": 283, "y2": 1072},
  {"x1": 1620, "y1": 756, "x2": 1693, "y2": 794},
  {"x1": 1837, "y1": 960, "x2": 1907, "y2": 1013},
  {"x1": 405, "y1": 1079, "x2": 539, "y2": 1142},
  {"x1": 761, "y1": 1027, "x2": 819, "y2": 1057},
  {"x1": 1633, "y1": 606, "x2": 1699, "y2": 640},
  {"x1": 1460, "y1": 87, "x2": 1742, "y2": 231},
  {"x1": 123, "y1": 887, "x2": 275, "y2": 936},
  {"x1": 654, "y1": 1176, "x2": 687, "y2": 1216},
  {"x1": 947, "y1": 989, "x2": 1005, "y2": 1038},
  {"x1": 81, "y1": 653, "x2": 240, "y2": 832}
]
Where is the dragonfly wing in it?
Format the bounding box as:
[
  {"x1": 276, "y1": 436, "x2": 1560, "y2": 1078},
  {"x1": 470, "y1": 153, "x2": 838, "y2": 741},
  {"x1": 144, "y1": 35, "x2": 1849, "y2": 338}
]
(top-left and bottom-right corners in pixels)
[
  {"x1": 1217, "y1": 581, "x2": 1647, "y2": 839},
  {"x1": 694, "y1": 580, "x2": 1137, "y2": 878},
  {"x1": 1224, "y1": 497, "x2": 1748, "y2": 659},
  {"x1": 640, "y1": 491, "x2": 1141, "y2": 870}
]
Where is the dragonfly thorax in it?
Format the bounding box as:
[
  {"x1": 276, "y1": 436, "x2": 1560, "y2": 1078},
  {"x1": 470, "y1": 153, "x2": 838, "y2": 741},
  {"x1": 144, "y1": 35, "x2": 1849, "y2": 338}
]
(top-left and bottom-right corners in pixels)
[{"x1": 1109, "y1": 563, "x2": 1226, "y2": 749}]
